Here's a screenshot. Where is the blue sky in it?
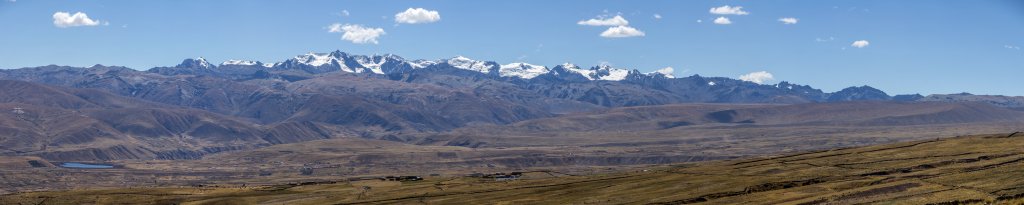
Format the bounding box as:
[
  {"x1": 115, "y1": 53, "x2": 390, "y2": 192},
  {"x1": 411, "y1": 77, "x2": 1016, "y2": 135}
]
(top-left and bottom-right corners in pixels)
[{"x1": 1, "y1": 0, "x2": 1023, "y2": 95}]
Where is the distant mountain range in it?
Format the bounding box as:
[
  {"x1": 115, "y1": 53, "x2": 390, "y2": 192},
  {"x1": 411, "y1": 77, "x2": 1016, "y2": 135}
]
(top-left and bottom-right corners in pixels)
[
  {"x1": 1, "y1": 50, "x2": 1022, "y2": 161},
  {"x1": 142, "y1": 50, "x2": 1024, "y2": 104},
  {"x1": 144, "y1": 50, "x2": 896, "y2": 103}
]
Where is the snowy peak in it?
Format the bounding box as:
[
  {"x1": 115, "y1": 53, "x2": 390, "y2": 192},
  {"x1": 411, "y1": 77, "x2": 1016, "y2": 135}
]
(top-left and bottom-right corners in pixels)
[
  {"x1": 352, "y1": 55, "x2": 385, "y2": 74},
  {"x1": 588, "y1": 65, "x2": 630, "y2": 81},
  {"x1": 356, "y1": 53, "x2": 428, "y2": 74},
  {"x1": 275, "y1": 51, "x2": 427, "y2": 74},
  {"x1": 221, "y1": 59, "x2": 263, "y2": 67},
  {"x1": 410, "y1": 59, "x2": 437, "y2": 69},
  {"x1": 447, "y1": 56, "x2": 496, "y2": 74},
  {"x1": 499, "y1": 62, "x2": 549, "y2": 79},
  {"x1": 270, "y1": 52, "x2": 351, "y2": 73},
  {"x1": 195, "y1": 57, "x2": 212, "y2": 68},
  {"x1": 328, "y1": 50, "x2": 347, "y2": 58},
  {"x1": 176, "y1": 57, "x2": 214, "y2": 69},
  {"x1": 293, "y1": 52, "x2": 336, "y2": 67},
  {"x1": 556, "y1": 63, "x2": 596, "y2": 80}
]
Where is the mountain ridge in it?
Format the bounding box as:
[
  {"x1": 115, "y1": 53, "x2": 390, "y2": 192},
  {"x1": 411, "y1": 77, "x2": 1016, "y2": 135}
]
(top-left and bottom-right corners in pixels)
[
  {"x1": 11, "y1": 50, "x2": 958, "y2": 103},
  {"x1": 143, "y1": 50, "x2": 901, "y2": 103},
  {"x1": 0, "y1": 50, "x2": 1022, "y2": 161}
]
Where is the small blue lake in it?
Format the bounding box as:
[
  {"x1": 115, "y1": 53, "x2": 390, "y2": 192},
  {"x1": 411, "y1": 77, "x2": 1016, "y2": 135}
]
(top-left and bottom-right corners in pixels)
[{"x1": 60, "y1": 162, "x2": 114, "y2": 169}]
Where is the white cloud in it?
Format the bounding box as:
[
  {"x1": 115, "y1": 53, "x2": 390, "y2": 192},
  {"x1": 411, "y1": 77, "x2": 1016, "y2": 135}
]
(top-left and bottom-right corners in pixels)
[
  {"x1": 328, "y1": 24, "x2": 386, "y2": 44},
  {"x1": 653, "y1": 14, "x2": 662, "y2": 19},
  {"x1": 341, "y1": 10, "x2": 350, "y2": 16},
  {"x1": 696, "y1": 19, "x2": 703, "y2": 23},
  {"x1": 1005, "y1": 45, "x2": 1021, "y2": 50},
  {"x1": 815, "y1": 37, "x2": 835, "y2": 42},
  {"x1": 52, "y1": 11, "x2": 102, "y2": 28},
  {"x1": 648, "y1": 67, "x2": 674, "y2": 78},
  {"x1": 577, "y1": 15, "x2": 629, "y2": 26},
  {"x1": 778, "y1": 17, "x2": 798, "y2": 24},
  {"x1": 394, "y1": 8, "x2": 441, "y2": 24},
  {"x1": 600, "y1": 25, "x2": 645, "y2": 38},
  {"x1": 739, "y1": 71, "x2": 774, "y2": 84},
  {"x1": 713, "y1": 17, "x2": 732, "y2": 25},
  {"x1": 851, "y1": 40, "x2": 870, "y2": 48},
  {"x1": 709, "y1": 5, "x2": 749, "y2": 15}
]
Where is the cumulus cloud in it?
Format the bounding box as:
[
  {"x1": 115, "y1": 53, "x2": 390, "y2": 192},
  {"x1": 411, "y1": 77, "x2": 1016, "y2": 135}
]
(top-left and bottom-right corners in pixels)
[
  {"x1": 709, "y1": 5, "x2": 749, "y2": 15},
  {"x1": 851, "y1": 40, "x2": 870, "y2": 48},
  {"x1": 1004, "y1": 45, "x2": 1021, "y2": 50},
  {"x1": 394, "y1": 8, "x2": 441, "y2": 24},
  {"x1": 577, "y1": 15, "x2": 629, "y2": 26},
  {"x1": 341, "y1": 10, "x2": 350, "y2": 16},
  {"x1": 578, "y1": 14, "x2": 643, "y2": 38},
  {"x1": 653, "y1": 14, "x2": 662, "y2": 19},
  {"x1": 328, "y1": 24, "x2": 386, "y2": 44},
  {"x1": 713, "y1": 17, "x2": 732, "y2": 25},
  {"x1": 648, "y1": 67, "x2": 675, "y2": 78},
  {"x1": 739, "y1": 71, "x2": 774, "y2": 84},
  {"x1": 52, "y1": 11, "x2": 102, "y2": 28},
  {"x1": 600, "y1": 25, "x2": 645, "y2": 38},
  {"x1": 778, "y1": 17, "x2": 798, "y2": 24}
]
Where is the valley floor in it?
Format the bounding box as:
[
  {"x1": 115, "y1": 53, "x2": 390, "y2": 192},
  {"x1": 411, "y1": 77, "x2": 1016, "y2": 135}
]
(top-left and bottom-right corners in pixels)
[{"x1": 4, "y1": 132, "x2": 1024, "y2": 204}]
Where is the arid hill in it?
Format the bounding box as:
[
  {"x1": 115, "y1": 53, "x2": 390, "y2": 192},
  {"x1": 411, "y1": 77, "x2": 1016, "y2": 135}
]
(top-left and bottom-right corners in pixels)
[
  {"x1": 2, "y1": 52, "x2": 1023, "y2": 199},
  {"x1": 4, "y1": 132, "x2": 1024, "y2": 204}
]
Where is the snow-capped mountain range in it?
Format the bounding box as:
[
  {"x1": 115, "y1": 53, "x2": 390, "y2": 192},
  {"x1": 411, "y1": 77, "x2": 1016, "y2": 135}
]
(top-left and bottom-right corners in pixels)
[
  {"x1": 174, "y1": 50, "x2": 662, "y2": 81},
  {"x1": 146, "y1": 50, "x2": 931, "y2": 105}
]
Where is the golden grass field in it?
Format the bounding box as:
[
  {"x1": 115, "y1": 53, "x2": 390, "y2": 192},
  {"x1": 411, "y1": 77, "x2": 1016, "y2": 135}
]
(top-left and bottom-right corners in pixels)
[{"x1": 4, "y1": 132, "x2": 1024, "y2": 204}]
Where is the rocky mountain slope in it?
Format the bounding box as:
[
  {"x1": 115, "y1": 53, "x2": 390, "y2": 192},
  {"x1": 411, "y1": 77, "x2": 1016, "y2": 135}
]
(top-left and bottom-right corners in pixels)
[{"x1": 0, "y1": 50, "x2": 1020, "y2": 161}]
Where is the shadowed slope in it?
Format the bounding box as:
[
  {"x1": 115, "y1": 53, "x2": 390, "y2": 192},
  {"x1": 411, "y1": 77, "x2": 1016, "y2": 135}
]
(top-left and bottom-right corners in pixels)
[{"x1": 0, "y1": 80, "x2": 268, "y2": 160}]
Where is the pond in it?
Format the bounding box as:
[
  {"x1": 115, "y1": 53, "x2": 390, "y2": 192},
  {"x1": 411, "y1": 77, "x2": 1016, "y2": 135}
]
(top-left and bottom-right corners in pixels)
[{"x1": 60, "y1": 162, "x2": 115, "y2": 169}]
